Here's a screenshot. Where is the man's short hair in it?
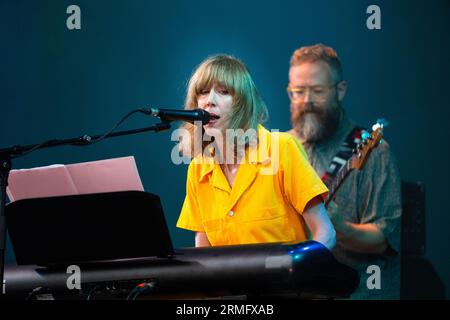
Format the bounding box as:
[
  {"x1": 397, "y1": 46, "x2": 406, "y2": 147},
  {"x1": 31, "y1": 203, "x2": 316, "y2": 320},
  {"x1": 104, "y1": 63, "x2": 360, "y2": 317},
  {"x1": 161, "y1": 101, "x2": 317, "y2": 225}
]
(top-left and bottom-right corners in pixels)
[{"x1": 290, "y1": 44, "x2": 343, "y2": 83}]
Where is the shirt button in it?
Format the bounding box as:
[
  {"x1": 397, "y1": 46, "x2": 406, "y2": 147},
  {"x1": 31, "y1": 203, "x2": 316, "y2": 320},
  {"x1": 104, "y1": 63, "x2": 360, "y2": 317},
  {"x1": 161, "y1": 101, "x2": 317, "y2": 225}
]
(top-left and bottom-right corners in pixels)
[{"x1": 228, "y1": 210, "x2": 234, "y2": 217}]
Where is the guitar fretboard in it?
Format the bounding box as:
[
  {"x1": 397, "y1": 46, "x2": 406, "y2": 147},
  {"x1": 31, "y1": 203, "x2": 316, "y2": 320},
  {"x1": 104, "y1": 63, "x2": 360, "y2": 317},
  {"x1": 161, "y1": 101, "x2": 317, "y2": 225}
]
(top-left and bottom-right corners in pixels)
[{"x1": 325, "y1": 157, "x2": 354, "y2": 207}]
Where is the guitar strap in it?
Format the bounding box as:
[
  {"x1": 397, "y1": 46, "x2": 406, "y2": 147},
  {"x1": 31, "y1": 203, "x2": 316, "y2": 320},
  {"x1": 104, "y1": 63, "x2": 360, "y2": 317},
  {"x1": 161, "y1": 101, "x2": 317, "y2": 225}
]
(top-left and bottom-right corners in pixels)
[{"x1": 321, "y1": 126, "x2": 366, "y2": 188}]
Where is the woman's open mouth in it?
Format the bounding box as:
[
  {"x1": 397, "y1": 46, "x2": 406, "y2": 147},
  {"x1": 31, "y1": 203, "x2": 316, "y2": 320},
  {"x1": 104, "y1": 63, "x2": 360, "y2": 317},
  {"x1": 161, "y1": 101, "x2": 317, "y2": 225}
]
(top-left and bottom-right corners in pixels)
[{"x1": 206, "y1": 112, "x2": 220, "y2": 126}]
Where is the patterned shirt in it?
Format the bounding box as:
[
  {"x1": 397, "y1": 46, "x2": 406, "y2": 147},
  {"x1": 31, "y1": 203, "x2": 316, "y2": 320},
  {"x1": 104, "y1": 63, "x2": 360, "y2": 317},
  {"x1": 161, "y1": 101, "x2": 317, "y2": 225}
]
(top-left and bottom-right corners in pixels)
[{"x1": 299, "y1": 113, "x2": 402, "y2": 299}]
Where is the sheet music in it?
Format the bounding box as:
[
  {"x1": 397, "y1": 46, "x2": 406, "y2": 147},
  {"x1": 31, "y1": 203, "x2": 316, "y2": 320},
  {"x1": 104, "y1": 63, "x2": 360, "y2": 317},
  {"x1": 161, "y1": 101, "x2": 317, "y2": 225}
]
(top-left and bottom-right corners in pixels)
[{"x1": 6, "y1": 156, "x2": 144, "y2": 202}]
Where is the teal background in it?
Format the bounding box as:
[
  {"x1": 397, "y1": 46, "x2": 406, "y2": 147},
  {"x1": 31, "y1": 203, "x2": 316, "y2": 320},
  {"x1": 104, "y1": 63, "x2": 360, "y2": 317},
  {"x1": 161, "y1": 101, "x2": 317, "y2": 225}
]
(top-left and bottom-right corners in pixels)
[{"x1": 1, "y1": 0, "x2": 449, "y2": 297}]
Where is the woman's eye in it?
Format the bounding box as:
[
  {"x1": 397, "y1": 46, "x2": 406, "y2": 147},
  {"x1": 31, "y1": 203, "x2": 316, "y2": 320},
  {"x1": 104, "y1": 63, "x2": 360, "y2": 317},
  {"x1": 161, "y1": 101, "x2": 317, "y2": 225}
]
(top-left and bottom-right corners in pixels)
[
  {"x1": 219, "y1": 89, "x2": 229, "y2": 95},
  {"x1": 200, "y1": 89, "x2": 210, "y2": 95}
]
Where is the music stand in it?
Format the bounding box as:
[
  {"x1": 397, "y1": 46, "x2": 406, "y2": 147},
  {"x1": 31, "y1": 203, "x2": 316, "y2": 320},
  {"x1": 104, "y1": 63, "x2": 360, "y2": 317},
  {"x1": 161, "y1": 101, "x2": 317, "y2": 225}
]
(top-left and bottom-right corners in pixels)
[{"x1": 6, "y1": 191, "x2": 174, "y2": 266}]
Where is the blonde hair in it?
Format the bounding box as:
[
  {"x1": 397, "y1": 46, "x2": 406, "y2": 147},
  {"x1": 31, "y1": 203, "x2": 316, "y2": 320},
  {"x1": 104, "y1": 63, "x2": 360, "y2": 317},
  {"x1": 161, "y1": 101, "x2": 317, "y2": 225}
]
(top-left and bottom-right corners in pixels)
[
  {"x1": 180, "y1": 54, "x2": 268, "y2": 157},
  {"x1": 290, "y1": 44, "x2": 343, "y2": 83}
]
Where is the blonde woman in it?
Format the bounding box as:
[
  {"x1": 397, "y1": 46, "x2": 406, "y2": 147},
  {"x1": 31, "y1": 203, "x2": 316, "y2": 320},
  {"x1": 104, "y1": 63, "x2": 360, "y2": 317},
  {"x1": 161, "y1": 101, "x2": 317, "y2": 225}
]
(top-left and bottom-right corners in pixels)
[{"x1": 176, "y1": 55, "x2": 336, "y2": 250}]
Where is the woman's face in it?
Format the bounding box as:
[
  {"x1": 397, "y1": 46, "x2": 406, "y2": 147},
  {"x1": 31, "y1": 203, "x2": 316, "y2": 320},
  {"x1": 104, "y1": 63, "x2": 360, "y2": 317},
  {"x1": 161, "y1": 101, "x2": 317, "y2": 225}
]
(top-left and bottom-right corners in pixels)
[{"x1": 197, "y1": 84, "x2": 233, "y2": 138}]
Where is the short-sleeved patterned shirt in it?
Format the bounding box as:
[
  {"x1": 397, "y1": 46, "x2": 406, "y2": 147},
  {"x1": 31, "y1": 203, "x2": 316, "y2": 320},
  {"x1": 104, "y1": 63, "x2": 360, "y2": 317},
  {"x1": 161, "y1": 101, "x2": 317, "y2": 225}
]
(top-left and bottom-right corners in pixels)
[{"x1": 297, "y1": 114, "x2": 402, "y2": 299}]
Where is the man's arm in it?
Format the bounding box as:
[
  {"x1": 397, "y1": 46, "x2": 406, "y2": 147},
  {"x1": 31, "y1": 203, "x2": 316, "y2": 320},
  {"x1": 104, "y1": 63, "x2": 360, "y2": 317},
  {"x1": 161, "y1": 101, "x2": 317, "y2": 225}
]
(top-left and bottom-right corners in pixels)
[
  {"x1": 303, "y1": 196, "x2": 336, "y2": 250},
  {"x1": 327, "y1": 140, "x2": 401, "y2": 255},
  {"x1": 327, "y1": 202, "x2": 387, "y2": 254},
  {"x1": 338, "y1": 223, "x2": 387, "y2": 254}
]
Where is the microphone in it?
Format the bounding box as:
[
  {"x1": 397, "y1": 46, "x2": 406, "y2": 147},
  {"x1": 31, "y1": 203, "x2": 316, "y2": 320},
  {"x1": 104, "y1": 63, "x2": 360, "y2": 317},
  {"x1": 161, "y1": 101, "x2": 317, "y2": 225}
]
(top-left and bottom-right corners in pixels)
[{"x1": 147, "y1": 108, "x2": 216, "y2": 125}]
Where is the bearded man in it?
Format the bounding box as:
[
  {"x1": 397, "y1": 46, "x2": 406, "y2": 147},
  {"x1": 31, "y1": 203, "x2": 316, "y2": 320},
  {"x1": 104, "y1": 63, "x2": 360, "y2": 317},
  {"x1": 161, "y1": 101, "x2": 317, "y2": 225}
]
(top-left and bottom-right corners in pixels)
[{"x1": 287, "y1": 44, "x2": 402, "y2": 299}]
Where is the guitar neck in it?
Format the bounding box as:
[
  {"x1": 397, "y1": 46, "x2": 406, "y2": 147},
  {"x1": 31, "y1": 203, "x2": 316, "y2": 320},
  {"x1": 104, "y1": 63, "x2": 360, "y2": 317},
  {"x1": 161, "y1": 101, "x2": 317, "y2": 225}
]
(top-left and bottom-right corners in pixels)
[
  {"x1": 324, "y1": 161, "x2": 354, "y2": 208},
  {"x1": 323, "y1": 122, "x2": 384, "y2": 208}
]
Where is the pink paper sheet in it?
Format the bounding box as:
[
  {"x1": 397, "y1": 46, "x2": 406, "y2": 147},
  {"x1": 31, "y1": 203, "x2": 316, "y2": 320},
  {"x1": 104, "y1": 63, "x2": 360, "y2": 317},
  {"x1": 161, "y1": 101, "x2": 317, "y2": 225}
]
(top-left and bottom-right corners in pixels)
[{"x1": 6, "y1": 156, "x2": 144, "y2": 202}]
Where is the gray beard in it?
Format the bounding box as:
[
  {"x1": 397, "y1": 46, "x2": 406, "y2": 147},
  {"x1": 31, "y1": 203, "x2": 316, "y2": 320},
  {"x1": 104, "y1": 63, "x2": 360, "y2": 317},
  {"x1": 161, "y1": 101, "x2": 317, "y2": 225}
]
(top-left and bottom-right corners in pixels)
[{"x1": 292, "y1": 105, "x2": 341, "y2": 145}]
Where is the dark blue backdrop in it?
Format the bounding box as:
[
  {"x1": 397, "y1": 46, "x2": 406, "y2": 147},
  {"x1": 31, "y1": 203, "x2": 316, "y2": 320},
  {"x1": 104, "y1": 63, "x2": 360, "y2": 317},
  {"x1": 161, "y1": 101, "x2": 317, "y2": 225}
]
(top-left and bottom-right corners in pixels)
[{"x1": 1, "y1": 0, "x2": 449, "y2": 297}]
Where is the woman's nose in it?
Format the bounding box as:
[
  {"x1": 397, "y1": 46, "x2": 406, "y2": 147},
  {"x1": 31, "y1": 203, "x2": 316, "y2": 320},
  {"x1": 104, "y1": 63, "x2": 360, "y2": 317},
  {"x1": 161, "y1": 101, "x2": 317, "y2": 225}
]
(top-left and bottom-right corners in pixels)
[{"x1": 206, "y1": 89, "x2": 217, "y2": 105}]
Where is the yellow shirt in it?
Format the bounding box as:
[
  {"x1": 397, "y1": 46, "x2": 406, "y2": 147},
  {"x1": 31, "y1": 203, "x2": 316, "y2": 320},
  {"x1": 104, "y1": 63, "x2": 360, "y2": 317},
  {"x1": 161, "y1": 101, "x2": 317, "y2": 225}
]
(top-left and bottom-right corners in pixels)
[{"x1": 176, "y1": 125, "x2": 328, "y2": 246}]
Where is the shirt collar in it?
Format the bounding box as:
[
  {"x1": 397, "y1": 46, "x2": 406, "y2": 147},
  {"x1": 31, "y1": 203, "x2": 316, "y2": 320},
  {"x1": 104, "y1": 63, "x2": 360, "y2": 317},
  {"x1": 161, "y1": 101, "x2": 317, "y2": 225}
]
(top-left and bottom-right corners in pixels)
[{"x1": 196, "y1": 124, "x2": 272, "y2": 182}]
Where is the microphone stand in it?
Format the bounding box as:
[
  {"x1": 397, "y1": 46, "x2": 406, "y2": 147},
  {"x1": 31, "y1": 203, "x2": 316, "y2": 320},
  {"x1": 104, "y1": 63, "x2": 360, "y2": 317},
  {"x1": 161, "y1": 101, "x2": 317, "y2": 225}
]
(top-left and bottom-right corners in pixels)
[{"x1": 0, "y1": 120, "x2": 172, "y2": 297}]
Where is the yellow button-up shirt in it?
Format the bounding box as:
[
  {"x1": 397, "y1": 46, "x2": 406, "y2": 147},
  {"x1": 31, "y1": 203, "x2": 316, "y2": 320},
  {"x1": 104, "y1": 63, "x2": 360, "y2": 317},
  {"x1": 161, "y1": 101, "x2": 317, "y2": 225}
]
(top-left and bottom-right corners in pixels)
[{"x1": 176, "y1": 125, "x2": 328, "y2": 246}]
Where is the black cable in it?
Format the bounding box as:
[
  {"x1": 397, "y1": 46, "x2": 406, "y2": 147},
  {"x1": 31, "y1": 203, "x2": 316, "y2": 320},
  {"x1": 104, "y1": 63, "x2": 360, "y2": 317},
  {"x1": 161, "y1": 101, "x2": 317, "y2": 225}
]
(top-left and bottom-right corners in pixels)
[
  {"x1": 86, "y1": 284, "x2": 103, "y2": 301},
  {"x1": 126, "y1": 285, "x2": 142, "y2": 300},
  {"x1": 11, "y1": 140, "x2": 58, "y2": 159},
  {"x1": 86, "y1": 108, "x2": 151, "y2": 145},
  {"x1": 25, "y1": 286, "x2": 50, "y2": 301},
  {"x1": 11, "y1": 108, "x2": 153, "y2": 159},
  {"x1": 126, "y1": 282, "x2": 156, "y2": 300}
]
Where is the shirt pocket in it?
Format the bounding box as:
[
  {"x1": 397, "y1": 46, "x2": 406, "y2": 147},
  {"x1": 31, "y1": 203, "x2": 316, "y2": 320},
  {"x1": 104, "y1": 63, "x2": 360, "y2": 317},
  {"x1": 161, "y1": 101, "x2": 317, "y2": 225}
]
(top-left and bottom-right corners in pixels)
[
  {"x1": 243, "y1": 206, "x2": 296, "y2": 243},
  {"x1": 203, "y1": 218, "x2": 224, "y2": 246}
]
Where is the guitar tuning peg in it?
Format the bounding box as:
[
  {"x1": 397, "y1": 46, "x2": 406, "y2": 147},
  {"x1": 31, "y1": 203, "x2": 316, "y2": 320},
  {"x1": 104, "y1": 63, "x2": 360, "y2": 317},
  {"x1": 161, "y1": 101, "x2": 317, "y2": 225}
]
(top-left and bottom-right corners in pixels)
[
  {"x1": 376, "y1": 118, "x2": 389, "y2": 128},
  {"x1": 361, "y1": 131, "x2": 371, "y2": 141}
]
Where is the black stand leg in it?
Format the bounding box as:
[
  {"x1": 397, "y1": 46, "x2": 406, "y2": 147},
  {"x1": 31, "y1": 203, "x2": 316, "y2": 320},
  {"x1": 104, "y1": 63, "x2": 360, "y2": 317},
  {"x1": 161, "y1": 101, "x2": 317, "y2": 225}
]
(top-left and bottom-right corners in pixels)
[{"x1": 0, "y1": 156, "x2": 11, "y2": 297}]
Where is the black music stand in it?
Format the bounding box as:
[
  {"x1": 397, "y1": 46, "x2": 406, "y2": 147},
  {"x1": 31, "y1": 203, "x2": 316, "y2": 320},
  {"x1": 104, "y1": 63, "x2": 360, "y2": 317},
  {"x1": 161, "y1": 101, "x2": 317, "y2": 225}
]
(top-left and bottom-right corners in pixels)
[{"x1": 6, "y1": 191, "x2": 174, "y2": 266}]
